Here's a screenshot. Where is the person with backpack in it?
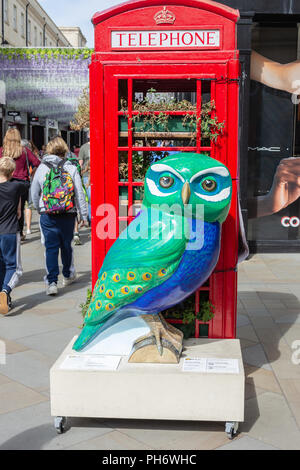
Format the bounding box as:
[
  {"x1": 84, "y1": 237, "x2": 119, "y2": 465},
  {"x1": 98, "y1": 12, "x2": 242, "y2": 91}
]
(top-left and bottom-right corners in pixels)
[
  {"x1": 31, "y1": 136, "x2": 88, "y2": 296},
  {"x1": 0, "y1": 128, "x2": 41, "y2": 241}
]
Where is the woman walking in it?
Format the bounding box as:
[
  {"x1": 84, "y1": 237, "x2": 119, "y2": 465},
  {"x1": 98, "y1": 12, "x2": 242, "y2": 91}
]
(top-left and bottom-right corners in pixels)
[
  {"x1": 31, "y1": 136, "x2": 88, "y2": 296},
  {"x1": 0, "y1": 128, "x2": 41, "y2": 241}
]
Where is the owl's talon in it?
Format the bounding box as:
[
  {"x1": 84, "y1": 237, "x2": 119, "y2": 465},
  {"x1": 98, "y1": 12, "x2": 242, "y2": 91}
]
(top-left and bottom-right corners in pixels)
[{"x1": 129, "y1": 313, "x2": 183, "y2": 363}]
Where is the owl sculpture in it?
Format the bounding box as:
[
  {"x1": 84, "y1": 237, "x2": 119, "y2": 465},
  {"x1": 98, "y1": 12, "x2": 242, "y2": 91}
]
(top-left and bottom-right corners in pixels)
[{"x1": 73, "y1": 153, "x2": 232, "y2": 362}]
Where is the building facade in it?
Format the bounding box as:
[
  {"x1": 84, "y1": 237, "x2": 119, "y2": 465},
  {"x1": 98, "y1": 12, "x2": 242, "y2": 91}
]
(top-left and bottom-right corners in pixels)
[
  {"x1": 0, "y1": 0, "x2": 71, "y2": 47},
  {"x1": 59, "y1": 27, "x2": 87, "y2": 48},
  {"x1": 0, "y1": 1, "x2": 89, "y2": 149}
]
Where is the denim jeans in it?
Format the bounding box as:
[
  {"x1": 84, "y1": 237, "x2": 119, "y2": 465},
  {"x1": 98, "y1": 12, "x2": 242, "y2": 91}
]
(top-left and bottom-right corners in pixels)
[
  {"x1": 40, "y1": 214, "x2": 76, "y2": 284},
  {"x1": 0, "y1": 233, "x2": 22, "y2": 293}
]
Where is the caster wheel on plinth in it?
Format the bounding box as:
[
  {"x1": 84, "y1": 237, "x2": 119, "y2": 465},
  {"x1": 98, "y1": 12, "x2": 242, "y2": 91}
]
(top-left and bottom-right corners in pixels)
[
  {"x1": 225, "y1": 421, "x2": 239, "y2": 440},
  {"x1": 54, "y1": 416, "x2": 67, "y2": 434}
]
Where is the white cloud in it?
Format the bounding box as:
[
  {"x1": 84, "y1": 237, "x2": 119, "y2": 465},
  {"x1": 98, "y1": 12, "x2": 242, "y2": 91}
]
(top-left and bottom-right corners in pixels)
[{"x1": 39, "y1": 0, "x2": 124, "y2": 47}]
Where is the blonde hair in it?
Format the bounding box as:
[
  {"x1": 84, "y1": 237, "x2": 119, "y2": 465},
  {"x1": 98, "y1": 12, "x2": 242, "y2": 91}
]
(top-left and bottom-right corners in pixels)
[
  {"x1": 46, "y1": 137, "x2": 68, "y2": 158},
  {"x1": 2, "y1": 128, "x2": 23, "y2": 159},
  {"x1": 0, "y1": 157, "x2": 16, "y2": 178}
]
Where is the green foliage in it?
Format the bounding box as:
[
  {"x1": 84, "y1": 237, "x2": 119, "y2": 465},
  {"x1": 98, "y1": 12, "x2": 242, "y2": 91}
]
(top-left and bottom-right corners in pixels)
[
  {"x1": 119, "y1": 150, "x2": 168, "y2": 181},
  {"x1": 163, "y1": 295, "x2": 215, "y2": 339},
  {"x1": 0, "y1": 48, "x2": 94, "y2": 61},
  {"x1": 120, "y1": 89, "x2": 225, "y2": 143},
  {"x1": 70, "y1": 87, "x2": 90, "y2": 131},
  {"x1": 79, "y1": 288, "x2": 93, "y2": 320}
]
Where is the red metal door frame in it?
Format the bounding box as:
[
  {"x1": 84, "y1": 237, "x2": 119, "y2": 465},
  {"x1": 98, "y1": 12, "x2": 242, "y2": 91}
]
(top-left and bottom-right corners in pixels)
[{"x1": 90, "y1": 60, "x2": 239, "y2": 339}]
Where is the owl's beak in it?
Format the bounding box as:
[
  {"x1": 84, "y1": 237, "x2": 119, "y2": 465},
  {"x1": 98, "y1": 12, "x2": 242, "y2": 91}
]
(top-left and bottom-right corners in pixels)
[{"x1": 181, "y1": 182, "x2": 191, "y2": 205}]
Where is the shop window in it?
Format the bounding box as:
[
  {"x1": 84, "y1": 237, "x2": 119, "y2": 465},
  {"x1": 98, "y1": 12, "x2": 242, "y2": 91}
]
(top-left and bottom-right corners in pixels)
[
  {"x1": 248, "y1": 24, "x2": 300, "y2": 249},
  {"x1": 13, "y1": 5, "x2": 17, "y2": 31},
  {"x1": 4, "y1": 0, "x2": 9, "y2": 24},
  {"x1": 20, "y1": 12, "x2": 25, "y2": 38},
  {"x1": 28, "y1": 20, "x2": 31, "y2": 43},
  {"x1": 34, "y1": 27, "x2": 38, "y2": 46}
]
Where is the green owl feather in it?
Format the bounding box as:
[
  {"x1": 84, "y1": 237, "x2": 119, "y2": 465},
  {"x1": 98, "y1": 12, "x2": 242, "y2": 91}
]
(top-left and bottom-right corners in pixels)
[{"x1": 73, "y1": 208, "x2": 188, "y2": 350}]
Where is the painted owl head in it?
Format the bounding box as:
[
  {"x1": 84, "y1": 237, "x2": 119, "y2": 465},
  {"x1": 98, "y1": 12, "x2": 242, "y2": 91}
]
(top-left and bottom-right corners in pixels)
[{"x1": 143, "y1": 152, "x2": 232, "y2": 223}]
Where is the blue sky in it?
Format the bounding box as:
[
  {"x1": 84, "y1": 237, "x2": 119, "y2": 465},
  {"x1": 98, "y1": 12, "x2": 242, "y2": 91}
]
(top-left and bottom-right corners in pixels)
[{"x1": 39, "y1": 0, "x2": 125, "y2": 47}]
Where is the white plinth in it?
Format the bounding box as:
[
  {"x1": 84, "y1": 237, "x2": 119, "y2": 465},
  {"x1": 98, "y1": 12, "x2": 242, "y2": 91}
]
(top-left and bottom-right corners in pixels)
[{"x1": 50, "y1": 337, "x2": 245, "y2": 423}]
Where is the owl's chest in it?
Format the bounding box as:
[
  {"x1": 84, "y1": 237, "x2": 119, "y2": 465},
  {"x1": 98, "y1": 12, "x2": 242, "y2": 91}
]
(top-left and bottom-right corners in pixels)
[{"x1": 174, "y1": 219, "x2": 221, "y2": 287}]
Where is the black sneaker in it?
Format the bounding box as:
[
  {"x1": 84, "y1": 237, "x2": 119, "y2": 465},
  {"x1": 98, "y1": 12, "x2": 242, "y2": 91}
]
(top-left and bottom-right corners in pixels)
[{"x1": 0, "y1": 290, "x2": 12, "y2": 315}]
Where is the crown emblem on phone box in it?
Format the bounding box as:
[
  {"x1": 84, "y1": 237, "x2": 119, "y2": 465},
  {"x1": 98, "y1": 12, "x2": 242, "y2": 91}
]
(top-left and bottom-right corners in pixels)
[{"x1": 154, "y1": 6, "x2": 176, "y2": 25}]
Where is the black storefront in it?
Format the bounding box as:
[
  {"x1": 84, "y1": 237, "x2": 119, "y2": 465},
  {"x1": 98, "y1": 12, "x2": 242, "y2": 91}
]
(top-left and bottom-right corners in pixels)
[{"x1": 217, "y1": 0, "x2": 300, "y2": 252}]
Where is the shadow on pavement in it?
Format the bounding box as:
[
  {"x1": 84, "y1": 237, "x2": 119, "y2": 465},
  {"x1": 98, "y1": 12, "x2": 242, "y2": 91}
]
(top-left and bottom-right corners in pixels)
[
  {"x1": 238, "y1": 290, "x2": 300, "y2": 433},
  {"x1": 7, "y1": 271, "x2": 92, "y2": 317}
]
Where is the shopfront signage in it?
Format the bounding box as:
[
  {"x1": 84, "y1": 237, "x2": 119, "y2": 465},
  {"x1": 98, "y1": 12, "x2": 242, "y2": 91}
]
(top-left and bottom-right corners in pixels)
[
  {"x1": 46, "y1": 119, "x2": 58, "y2": 128},
  {"x1": 111, "y1": 29, "x2": 220, "y2": 49},
  {"x1": 7, "y1": 111, "x2": 20, "y2": 117},
  {"x1": 30, "y1": 116, "x2": 39, "y2": 123},
  {"x1": 281, "y1": 216, "x2": 300, "y2": 228}
]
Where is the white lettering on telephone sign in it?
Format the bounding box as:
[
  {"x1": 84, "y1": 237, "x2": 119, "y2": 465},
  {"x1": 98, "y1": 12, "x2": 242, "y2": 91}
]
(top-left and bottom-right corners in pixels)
[{"x1": 111, "y1": 30, "x2": 220, "y2": 49}]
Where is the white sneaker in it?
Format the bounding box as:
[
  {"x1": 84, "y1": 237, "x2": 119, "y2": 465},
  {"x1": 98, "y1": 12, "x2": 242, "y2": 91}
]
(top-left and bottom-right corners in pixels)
[
  {"x1": 46, "y1": 283, "x2": 58, "y2": 296},
  {"x1": 73, "y1": 233, "x2": 82, "y2": 246},
  {"x1": 26, "y1": 229, "x2": 31, "y2": 235},
  {"x1": 62, "y1": 274, "x2": 77, "y2": 287}
]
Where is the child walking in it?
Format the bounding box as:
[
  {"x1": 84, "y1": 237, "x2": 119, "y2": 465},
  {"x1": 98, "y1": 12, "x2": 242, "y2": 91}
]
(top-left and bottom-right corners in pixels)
[{"x1": 0, "y1": 158, "x2": 24, "y2": 315}]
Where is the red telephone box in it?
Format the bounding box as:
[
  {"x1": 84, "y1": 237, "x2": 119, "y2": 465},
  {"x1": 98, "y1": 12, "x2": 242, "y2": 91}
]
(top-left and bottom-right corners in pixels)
[{"x1": 90, "y1": 0, "x2": 240, "y2": 340}]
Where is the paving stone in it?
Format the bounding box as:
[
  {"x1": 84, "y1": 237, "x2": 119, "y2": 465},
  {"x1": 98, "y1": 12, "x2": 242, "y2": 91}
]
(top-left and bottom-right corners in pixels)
[
  {"x1": 217, "y1": 435, "x2": 279, "y2": 450},
  {"x1": 277, "y1": 324, "x2": 300, "y2": 348},
  {"x1": 242, "y1": 344, "x2": 272, "y2": 371},
  {"x1": 245, "y1": 382, "x2": 266, "y2": 401},
  {"x1": 1, "y1": 350, "x2": 53, "y2": 390},
  {"x1": 18, "y1": 328, "x2": 80, "y2": 359},
  {"x1": 262, "y1": 342, "x2": 300, "y2": 380},
  {"x1": 0, "y1": 374, "x2": 11, "y2": 386},
  {"x1": 0, "y1": 402, "x2": 112, "y2": 450},
  {"x1": 67, "y1": 430, "x2": 154, "y2": 450},
  {"x1": 242, "y1": 392, "x2": 300, "y2": 450},
  {"x1": 240, "y1": 339, "x2": 258, "y2": 349},
  {"x1": 105, "y1": 419, "x2": 227, "y2": 450},
  {"x1": 275, "y1": 313, "x2": 300, "y2": 324},
  {"x1": 0, "y1": 382, "x2": 47, "y2": 415},
  {"x1": 237, "y1": 325, "x2": 259, "y2": 343},
  {"x1": 0, "y1": 338, "x2": 29, "y2": 354},
  {"x1": 0, "y1": 313, "x2": 68, "y2": 341},
  {"x1": 237, "y1": 314, "x2": 250, "y2": 327},
  {"x1": 244, "y1": 364, "x2": 282, "y2": 394}
]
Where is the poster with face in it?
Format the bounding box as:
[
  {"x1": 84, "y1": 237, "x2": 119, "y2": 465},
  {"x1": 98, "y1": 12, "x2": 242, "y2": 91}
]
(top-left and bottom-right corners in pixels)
[{"x1": 248, "y1": 52, "x2": 300, "y2": 249}]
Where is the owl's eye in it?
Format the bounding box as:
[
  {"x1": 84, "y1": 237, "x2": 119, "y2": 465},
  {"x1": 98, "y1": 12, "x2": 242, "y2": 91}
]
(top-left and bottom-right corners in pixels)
[
  {"x1": 201, "y1": 179, "x2": 217, "y2": 192},
  {"x1": 159, "y1": 176, "x2": 175, "y2": 189}
]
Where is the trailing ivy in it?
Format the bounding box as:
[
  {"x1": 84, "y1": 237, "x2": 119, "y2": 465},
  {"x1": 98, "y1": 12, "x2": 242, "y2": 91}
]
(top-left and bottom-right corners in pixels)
[{"x1": 0, "y1": 47, "x2": 94, "y2": 61}]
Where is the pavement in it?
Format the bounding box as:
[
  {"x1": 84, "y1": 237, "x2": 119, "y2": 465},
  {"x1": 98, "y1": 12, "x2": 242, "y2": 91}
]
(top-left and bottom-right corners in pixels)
[{"x1": 0, "y1": 217, "x2": 300, "y2": 450}]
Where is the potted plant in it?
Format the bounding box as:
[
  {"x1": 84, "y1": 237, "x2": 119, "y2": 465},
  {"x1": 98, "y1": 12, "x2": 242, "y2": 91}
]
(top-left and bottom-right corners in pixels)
[
  {"x1": 120, "y1": 89, "x2": 225, "y2": 143},
  {"x1": 162, "y1": 294, "x2": 215, "y2": 339}
]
